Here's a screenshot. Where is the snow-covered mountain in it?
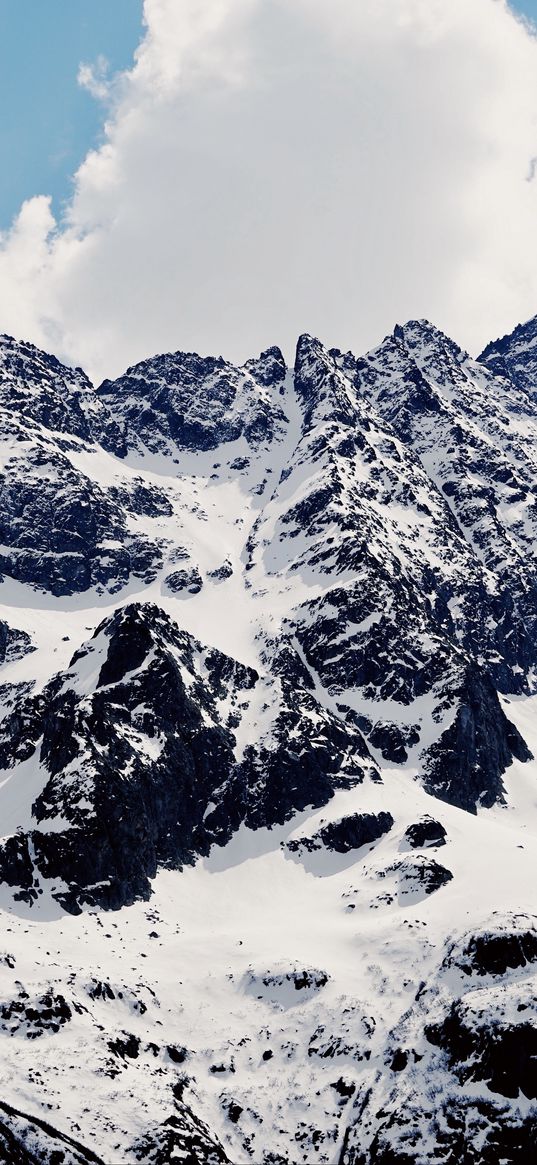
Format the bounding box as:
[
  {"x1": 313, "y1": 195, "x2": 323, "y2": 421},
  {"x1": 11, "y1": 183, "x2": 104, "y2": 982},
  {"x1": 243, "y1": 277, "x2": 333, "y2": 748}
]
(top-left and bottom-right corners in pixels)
[{"x1": 0, "y1": 318, "x2": 535, "y2": 1160}]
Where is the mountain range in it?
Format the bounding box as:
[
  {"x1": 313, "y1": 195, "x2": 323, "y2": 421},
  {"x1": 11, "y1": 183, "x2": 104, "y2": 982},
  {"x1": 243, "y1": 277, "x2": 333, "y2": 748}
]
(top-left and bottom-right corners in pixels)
[{"x1": 0, "y1": 316, "x2": 535, "y2": 1161}]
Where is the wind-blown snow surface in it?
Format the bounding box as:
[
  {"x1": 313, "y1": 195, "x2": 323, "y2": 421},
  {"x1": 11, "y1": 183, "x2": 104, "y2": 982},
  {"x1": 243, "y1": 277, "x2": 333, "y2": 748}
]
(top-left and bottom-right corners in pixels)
[{"x1": 0, "y1": 323, "x2": 535, "y2": 1159}]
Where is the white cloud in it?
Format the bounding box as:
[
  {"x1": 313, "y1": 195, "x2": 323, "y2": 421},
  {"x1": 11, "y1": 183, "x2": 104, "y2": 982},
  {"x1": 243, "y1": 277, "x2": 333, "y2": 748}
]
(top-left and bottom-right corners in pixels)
[
  {"x1": 77, "y1": 56, "x2": 112, "y2": 103},
  {"x1": 1, "y1": 0, "x2": 537, "y2": 382}
]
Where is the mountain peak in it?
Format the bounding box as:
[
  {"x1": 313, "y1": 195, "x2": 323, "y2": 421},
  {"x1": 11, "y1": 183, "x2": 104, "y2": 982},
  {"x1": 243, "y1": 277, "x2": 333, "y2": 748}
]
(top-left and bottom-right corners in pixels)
[
  {"x1": 479, "y1": 312, "x2": 537, "y2": 359},
  {"x1": 0, "y1": 330, "x2": 125, "y2": 453},
  {"x1": 479, "y1": 312, "x2": 537, "y2": 396},
  {"x1": 98, "y1": 343, "x2": 288, "y2": 455},
  {"x1": 392, "y1": 318, "x2": 467, "y2": 361},
  {"x1": 242, "y1": 344, "x2": 287, "y2": 388}
]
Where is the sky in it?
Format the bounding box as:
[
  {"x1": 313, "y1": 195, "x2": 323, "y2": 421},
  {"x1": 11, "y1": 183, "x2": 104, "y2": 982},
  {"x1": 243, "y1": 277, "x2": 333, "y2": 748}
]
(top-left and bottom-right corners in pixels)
[
  {"x1": 1, "y1": 0, "x2": 537, "y2": 383},
  {"x1": 0, "y1": 1, "x2": 143, "y2": 228},
  {"x1": 515, "y1": 0, "x2": 537, "y2": 19}
]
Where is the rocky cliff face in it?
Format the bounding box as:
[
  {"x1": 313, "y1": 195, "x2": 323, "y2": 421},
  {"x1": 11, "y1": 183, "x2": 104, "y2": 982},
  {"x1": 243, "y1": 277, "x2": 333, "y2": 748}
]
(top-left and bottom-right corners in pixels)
[
  {"x1": 0, "y1": 603, "x2": 372, "y2": 912},
  {"x1": 0, "y1": 317, "x2": 535, "y2": 1160}
]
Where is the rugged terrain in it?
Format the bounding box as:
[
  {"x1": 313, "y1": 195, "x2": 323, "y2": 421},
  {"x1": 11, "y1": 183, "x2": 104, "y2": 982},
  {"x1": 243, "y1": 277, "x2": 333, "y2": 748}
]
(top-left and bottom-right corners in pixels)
[{"x1": 0, "y1": 318, "x2": 534, "y2": 1160}]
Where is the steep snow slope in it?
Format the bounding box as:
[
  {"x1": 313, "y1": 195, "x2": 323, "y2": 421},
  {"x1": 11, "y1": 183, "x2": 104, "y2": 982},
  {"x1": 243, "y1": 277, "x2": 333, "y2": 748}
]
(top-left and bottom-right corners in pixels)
[{"x1": 0, "y1": 322, "x2": 534, "y2": 1160}]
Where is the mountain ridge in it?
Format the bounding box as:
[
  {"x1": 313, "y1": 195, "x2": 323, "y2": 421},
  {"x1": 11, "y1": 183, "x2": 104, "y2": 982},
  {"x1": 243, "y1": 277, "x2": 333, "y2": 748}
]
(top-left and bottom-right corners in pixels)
[{"x1": 0, "y1": 315, "x2": 535, "y2": 1161}]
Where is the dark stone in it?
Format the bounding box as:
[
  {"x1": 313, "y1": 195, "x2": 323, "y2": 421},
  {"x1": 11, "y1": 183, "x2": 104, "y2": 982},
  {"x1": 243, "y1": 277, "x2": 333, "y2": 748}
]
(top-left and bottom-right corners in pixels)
[
  {"x1": 422, "y1": 662, "x2": 531, "y2": 812},
  {"x1": 426, "y1": 1001, "x2": 537, "y2": 1100},
  {"x1": 293, "y1": 970, "x2": 329, "y2": 991},
  {"x1": 164, "y1": 568, "x2": 203, "y2": 594},
  {"x1": 226, "y1": 1102, "x2": 243, "y2": 1124},
  {"x1": 287, "y1": 811, "x2": 394, "y2": 857},
  {"x1": 207, "y1": 560, "x2": 233, "y2": 581},
  {"x1": 331, "y1": 1077, "x2": 355, "y2": 1099},
  {"x1": 448, "y1": 925, "x2": 537, "y2": 978},
  {"x1": 368, "y1": 722, "x2": 417, "y2": 764},
  {"x1": 390, "y1": 1049, "x2": 408, "y2": 1072},
  {"x1": 108, "y1": 1033, "x2": 141, "y2": 1061},
  {"x1": 0, "y1": 990, "x2": 72, "y2": 1038},
  {"x1": 0, "y1": 833, "x2": 34, "y2": 889},
  {"x1": 403, "y1": 817, "x2": 447, "y2": 849},
  {"x1": 167, "y1": 1045, "x2": 188, "y2": 1064}
]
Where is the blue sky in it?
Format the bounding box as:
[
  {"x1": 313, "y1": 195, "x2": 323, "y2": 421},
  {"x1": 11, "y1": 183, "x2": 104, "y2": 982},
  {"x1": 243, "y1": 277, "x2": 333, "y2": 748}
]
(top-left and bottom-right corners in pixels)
[
  {"x1": 515, "y1": 0, "x2": 537, "y2": 17},
  {"x1": 0, "y1": 0, "x2": 143, "y2": 229}
]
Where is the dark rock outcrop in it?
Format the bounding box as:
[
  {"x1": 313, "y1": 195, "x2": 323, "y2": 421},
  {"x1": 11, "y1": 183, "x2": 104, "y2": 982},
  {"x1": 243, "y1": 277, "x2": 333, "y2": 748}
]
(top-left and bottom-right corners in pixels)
[
  {"x1": 445, "y1": 917, "x2": 537, "y2": 977},
  {"x1": 164, "y1": 567, "x2": 203, "y2": 594},
  {"x1": 0, "y1": 448, "x2": 161, "y2": 596},
  {"x1": 422, "y1": 663, "x2": 531, "y2": 812},
  {"x1": 403, "y1": 817, "x2": 447, "y2": 849},
  {"x1": 341, "y1": 916, "x2": 537, "y2": 1165},
  {"x1": 0, "y1": 606, "x2": 372, "y2": 911},
  {"x1": 286, "y1": 811, "x2": 394, "y2": 857},
  {"x1": 98, "y1": 347, "x2": 288, "y2": 454},
  {"x1": 394, "y1": 855, "x2": 453, "y2": 898},
  {"x1": 426, "y1": 997, "x2": 537, "y2": 1100},
  {"x1": 128, "y1": 1105, "x2": 230, "y2": 1164},
  {"x1": 340, "y1": 1099, "x2": 537, "y2": 1165},
  {"x1": 0, "y1": 834, "x2": 34, "y2": 891}
]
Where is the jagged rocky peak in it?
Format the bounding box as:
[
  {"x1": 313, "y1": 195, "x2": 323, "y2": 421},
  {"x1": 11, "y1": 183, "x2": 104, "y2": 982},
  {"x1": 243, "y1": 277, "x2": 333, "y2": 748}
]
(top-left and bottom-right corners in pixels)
[
  {"x1": 479, "y1": 312, "x2": 537, "y2": 396},
  {"x1": 339, "y1": 317, "x2": 465, "y2": 391},
  {"x1": 247, "y1": 321, "x2": 534, "y2": 809},
  {"x1": 293, "y1": 332, "x2": 358, "y2": 426},
  {"x1": 97, "y1": 344, "x2": 289, "y2": 455},
  {"x1": 242, "y1": 344, "x2": 287, "y2": 389},
  {"x1": 342, "y1": 310, "x2": 537, "y2": 694},
  {"x1": 0, "y1": 331, "x2": 92, "y2": 400},
  {"x1": 392, "y1": 317, "x2": 468, "y2": 362},
  {"x1": 0, "y1": 332, "x2": 124, "y2": 451},
  {"x1": 0, "y1": 602, "x2": 251, "y2": 911},
  {"x1": 353, "y1": 317, "x2": 473, "y2": 418}
]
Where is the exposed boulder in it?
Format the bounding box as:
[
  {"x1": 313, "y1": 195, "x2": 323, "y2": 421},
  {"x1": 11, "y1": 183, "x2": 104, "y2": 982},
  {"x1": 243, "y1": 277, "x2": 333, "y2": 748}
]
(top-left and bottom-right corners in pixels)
[
  {"x1": 444, "y1": 916, "x2": 537, "y2": 978},
  {"x1": 403, "y1": 817, "x2": 447, "y2": 849},
  {"x1": 286, "y1": 811, "x2": 394, "y2": 857}
]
